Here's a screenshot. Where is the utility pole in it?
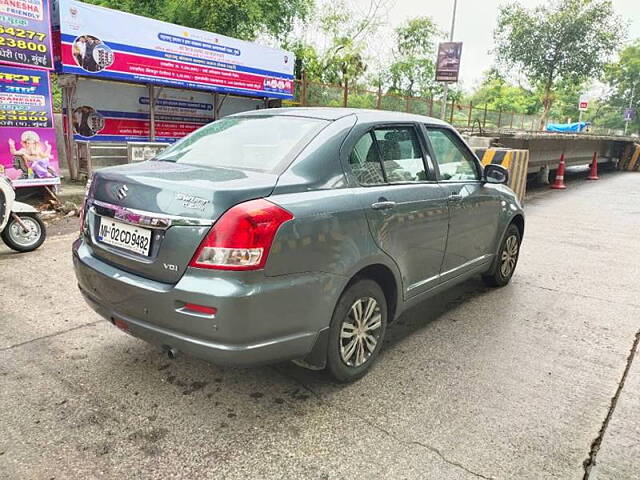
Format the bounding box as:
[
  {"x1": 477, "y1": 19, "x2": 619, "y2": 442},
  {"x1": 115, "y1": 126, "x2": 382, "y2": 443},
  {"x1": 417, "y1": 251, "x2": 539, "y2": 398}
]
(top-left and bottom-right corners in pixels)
[
  {"x1": 624, "y1": 82, "x2": 636, "y2": 135},
  {"x1": 440, "y1": 0, "x2": 458, "y2": 120}
]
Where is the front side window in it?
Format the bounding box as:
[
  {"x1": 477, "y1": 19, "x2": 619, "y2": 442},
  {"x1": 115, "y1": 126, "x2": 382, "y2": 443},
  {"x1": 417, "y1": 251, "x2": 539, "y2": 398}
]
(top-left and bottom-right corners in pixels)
[
  {"x1": 156, "y1": 116, "x2": 328, "y2": 173},
  {"x1": 426, "y1": 128, "x2": 479, "y2": 182},
  {"x1": 373, "y1": 127, "x2": 427, "y2": 182}
]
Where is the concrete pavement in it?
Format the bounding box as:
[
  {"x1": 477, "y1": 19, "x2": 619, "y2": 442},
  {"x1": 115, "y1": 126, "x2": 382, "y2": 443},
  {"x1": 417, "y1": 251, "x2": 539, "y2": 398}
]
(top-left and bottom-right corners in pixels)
[{"x1": 1, "y1": 170, "x2": 638, "y2": 479}]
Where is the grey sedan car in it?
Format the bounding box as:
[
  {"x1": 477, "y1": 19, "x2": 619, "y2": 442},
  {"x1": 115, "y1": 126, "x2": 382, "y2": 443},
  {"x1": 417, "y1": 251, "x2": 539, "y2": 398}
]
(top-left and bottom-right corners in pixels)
[{"x1": 73, "y1": 108, "x2": 524, "y2": 382}]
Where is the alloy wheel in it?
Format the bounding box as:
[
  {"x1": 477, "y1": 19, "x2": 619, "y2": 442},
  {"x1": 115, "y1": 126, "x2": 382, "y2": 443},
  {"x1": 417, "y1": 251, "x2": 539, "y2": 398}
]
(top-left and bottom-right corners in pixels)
[
  {"x1": 340, "y1": 297, "x2": 383, "y2": 367},
  {"x1": 500, "y1": 234, "x2": 519, "y2": 278}
]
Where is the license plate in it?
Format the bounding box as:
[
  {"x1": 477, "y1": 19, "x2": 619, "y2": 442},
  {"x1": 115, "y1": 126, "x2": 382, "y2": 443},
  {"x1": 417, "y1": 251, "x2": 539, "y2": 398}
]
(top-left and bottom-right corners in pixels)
[{"x1": 97, "y1": 217, "x2": 152, "y2": 256}]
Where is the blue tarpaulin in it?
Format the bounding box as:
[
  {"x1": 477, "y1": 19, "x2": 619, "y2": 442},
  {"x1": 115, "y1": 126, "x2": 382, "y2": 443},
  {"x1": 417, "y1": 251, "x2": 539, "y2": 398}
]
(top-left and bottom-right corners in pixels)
[{"x1": 545, "y1": 122, "x2": 590, "y2": 133}]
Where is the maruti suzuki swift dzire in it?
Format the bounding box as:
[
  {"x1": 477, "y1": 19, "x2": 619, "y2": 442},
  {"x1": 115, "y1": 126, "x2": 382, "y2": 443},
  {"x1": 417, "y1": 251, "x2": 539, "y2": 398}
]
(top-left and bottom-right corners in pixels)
[{"x1": 73, "y1": 108, "x2": 524, "y2": 382}]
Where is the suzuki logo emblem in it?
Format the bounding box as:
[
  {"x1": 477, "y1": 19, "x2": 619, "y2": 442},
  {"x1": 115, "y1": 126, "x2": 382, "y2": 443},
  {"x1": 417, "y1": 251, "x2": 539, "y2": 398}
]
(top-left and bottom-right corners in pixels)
[{"x1": 116, "y1": 185, "x2": 128, "y2": 200}]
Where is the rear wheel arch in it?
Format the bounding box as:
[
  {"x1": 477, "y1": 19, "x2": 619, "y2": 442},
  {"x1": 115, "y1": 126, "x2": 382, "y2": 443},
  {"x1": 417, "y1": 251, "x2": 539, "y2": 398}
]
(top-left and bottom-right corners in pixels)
[{"x1": 343, "y1": 263, "x2": 399, "y2": 323}]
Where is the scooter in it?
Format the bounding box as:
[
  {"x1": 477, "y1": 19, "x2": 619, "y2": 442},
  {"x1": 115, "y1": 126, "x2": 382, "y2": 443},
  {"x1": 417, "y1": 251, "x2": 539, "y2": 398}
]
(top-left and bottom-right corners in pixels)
[{"x1": 0, "y1": 174, "x2": 46, "y2": 252}]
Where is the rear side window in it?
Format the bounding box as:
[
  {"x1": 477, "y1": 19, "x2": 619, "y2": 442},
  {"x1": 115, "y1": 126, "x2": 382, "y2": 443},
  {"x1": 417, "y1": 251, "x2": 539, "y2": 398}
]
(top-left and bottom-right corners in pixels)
[
  {"x1": 349, "y1": 132, "x2": 385, "y2": 185},
  {"x1": 373, "y1": 128, "x2": 426, "y2": 182},
  {"x1": 426, "y1": 128, "x2": 479, "y2": 181},
  {"x1": 156, "y1": 116, "x2": 328, "y2": 173},
  {"x1": 349, "y1": 126, "x2": 427, "y2": 185}
]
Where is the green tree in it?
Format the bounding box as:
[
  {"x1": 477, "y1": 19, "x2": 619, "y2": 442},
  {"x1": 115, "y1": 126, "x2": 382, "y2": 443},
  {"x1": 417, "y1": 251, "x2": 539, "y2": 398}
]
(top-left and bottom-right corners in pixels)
[
  {"x1": 85, "y1": 0, "x2": 314, "y2": 41},
  {"x1": 314, "y1": 0, "x2": 385, "y2": 87},
  {"x1": 387, "y1": 17, "x2": 441, "y2": 98},
  {"x1": 545, "y1": 80, "x2": 586, "y2": 123},
  {"x1": 603, "y1": 40, "x2": 640, "y2": 133},
  {"x1": 469, "y1": 70, "x2": 541, "y2": 114},
  {"x1": 494, "y1": 0, "x2": 625, "y2": 128},
  {"x1": 83, "y1": 0, "x2": 170, "y2": 21}
]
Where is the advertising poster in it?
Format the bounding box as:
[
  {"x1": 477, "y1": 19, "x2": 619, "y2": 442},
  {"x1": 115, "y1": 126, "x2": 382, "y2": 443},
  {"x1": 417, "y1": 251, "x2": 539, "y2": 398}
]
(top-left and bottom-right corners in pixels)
[
  {"x1": 54, "y1": 0, "x2": 295, "y2": 99},
  {"x1": 67, "y1": 77, "x2": 262, "y2": 142},
  {"x1": 0, "y1": 65, "x2": 59, "y2": 186},
  {"x1": 435, "y1": 42, "x2": 463, "y2": 83},
  {"x1": 0, "y1": 0, "x2": 54, "y2": 69}
]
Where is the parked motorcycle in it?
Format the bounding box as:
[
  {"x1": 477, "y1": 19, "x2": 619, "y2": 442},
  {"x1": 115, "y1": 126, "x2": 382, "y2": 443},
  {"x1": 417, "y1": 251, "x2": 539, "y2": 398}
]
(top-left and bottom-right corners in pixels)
[{"x1": 0, "y1": 175, "x2": 46, "y2": 252}]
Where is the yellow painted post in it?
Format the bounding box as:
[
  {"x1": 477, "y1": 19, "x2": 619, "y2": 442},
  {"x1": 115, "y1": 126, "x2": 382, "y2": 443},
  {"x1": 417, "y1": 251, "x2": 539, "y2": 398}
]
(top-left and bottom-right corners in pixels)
[
  {"x1": 481, "y1": 149, "x2": 497, "y2": 166},
  {"x1": 628, "y1": 144, "x2": 640, "y2": 171}
]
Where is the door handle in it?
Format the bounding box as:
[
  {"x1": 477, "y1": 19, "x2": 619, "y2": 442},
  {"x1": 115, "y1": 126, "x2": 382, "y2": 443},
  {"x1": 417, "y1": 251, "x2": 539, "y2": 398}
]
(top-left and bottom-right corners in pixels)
[
  {"x1": 371, "y1": 201, "x2": 397, "y2": 210},
  {"x1": 448, "y1": 194, "x2": 463, "y2": 203}
]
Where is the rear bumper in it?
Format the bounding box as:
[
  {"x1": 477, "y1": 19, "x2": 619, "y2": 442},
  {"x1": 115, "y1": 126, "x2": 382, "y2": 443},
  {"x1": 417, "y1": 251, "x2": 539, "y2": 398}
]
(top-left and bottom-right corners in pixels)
[{"x1": 73, "y1": 238, "x2": 343, "y2": 367}]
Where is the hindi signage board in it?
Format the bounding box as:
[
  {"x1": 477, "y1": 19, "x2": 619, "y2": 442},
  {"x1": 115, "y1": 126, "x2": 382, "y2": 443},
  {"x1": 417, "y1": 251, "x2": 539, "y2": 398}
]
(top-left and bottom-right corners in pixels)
[
  {"x1": 0, "y1": 64, "x2": 59, "y2": 186},
  {"x1": 54, "y1": 0, "x2": 295, "y2": 99},
  {"x1": 0, "y1": 0, "x2": 54, "y2": 69},
  {"x1": 68, "y1": 77, "x2": 262, "y2": 142}
]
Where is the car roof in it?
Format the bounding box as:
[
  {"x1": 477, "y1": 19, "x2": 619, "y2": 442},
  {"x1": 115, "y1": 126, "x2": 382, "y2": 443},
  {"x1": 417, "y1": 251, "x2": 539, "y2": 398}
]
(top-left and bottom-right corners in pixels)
[{"x1": 232, "y1": 107, "x2": 450, "y2": 126}]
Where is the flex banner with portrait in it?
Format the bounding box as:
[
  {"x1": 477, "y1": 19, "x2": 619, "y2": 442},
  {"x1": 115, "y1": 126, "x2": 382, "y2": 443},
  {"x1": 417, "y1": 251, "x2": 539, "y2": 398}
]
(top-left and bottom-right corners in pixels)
[
  {"x1": 0, "y1": 65, "x2": 59, "y2": 187},
  {"x1": 53, "y1": 0, "x2": 295, "y2": 99},
  {"x1": 67, "y1": 77, "x2": 263, "y2": 142}
]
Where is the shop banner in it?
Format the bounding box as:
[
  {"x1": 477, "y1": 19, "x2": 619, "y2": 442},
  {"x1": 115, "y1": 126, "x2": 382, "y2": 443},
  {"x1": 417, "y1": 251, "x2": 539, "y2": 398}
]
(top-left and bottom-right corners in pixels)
[
  {"x1": 0, "y1": 65, "x2": 59, "y2": 186},
  {"x1": 0, "y1": 0, "x2": 54, "y2": 69},
  {"x1": 67, "y1": 77, "x2": 262, "y2": 142},
  {"x1": 54, "y1": 0, "x2": 295, "y2": 99}
]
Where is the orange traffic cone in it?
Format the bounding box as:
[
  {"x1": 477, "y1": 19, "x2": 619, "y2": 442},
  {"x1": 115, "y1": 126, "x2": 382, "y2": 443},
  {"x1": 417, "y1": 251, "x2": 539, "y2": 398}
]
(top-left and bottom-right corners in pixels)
[
  {"x1": 587, "y1": 152, "x2": 599, "y2": 180},
  {"x1": 550, "y1": 154, "x2": 567, "y2": 190}
]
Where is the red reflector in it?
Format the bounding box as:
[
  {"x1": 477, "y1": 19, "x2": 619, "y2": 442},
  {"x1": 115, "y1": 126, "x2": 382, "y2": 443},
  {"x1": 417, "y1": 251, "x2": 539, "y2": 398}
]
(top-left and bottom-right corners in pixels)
[{"x1": 183, "y1": 303, "x2": 217, "y2": 315}]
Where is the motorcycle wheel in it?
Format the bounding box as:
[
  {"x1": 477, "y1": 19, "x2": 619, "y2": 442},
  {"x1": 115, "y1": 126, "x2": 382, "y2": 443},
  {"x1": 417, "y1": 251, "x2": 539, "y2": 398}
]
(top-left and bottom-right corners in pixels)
[{"x1": 1, "y1": 213, "x2": 46, "y2": 252}]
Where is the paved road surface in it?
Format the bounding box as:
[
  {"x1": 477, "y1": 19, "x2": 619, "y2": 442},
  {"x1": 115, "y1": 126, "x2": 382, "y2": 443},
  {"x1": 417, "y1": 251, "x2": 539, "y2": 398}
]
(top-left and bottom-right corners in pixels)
[{"x1": 1, "y1": 171, "x2": 639, "y2": 479}]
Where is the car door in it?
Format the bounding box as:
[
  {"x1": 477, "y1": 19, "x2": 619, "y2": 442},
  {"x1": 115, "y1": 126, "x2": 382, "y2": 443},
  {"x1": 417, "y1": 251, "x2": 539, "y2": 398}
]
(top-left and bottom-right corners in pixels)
[
  {"x1": 423, "y1": 126, "x2": 502, "y2": 280},
  {"x1": 347, "y1": 123, "x2": 449, "y2": 298}
]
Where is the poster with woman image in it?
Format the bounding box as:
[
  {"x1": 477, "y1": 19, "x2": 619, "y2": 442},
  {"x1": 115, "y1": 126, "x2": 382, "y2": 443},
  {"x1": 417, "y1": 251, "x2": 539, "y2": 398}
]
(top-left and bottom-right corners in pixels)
[{"x1": 0, "y1": 65, "x2": 59, "y2": 187}]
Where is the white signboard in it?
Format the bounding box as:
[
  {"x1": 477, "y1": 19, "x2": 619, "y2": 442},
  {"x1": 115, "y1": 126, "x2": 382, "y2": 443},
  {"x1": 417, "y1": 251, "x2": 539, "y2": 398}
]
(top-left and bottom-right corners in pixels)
[
  {"x1": 68, "y1": 77, "x2": 262, "y2": 142},
  {"x1": 579, "y1": 95, "x2": 589, "y2": 111},
  {"x1": 54, "y1": 0, "x2": 295, "y2": 98}
]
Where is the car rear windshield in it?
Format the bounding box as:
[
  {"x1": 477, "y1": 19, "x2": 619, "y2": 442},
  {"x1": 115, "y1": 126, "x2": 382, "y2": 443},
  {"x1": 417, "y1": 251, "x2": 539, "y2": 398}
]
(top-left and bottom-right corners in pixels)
[{"x1": 155, "y1": 115, "x2": 328, "y2": 173}]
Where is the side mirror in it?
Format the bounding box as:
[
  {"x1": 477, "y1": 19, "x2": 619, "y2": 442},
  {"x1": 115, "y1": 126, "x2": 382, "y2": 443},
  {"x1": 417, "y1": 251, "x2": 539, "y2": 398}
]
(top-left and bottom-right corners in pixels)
[{"x1": 483, "y1": 164, "x2": 509, "y2": 184}]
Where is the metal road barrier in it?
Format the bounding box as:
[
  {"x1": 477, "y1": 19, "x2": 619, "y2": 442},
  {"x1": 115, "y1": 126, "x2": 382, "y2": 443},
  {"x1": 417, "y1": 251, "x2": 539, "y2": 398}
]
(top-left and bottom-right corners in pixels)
[
  {"x1": 475, "y1": 148, "x2": 530, "y2": 203},
  {"x1": 74, "y1": 141, "x2": 169, "y2": 177}
]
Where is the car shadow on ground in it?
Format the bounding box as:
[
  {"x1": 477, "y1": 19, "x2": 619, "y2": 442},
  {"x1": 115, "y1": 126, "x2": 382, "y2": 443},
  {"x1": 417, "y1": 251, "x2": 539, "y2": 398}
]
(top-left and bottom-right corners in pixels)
[
  {"x1": 89, "y1": 274, "x2": 494, "y2": 402},
  {"x1": 47, "y1": 275, "x2": 499, "y2": 463}
]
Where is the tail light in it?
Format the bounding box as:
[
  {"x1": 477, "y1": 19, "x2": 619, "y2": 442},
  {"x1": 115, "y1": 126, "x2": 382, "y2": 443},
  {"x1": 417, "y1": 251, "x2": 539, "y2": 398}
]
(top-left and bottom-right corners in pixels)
[{"x1": 189, "y1": 198, "x2": 293, "y2": 271}]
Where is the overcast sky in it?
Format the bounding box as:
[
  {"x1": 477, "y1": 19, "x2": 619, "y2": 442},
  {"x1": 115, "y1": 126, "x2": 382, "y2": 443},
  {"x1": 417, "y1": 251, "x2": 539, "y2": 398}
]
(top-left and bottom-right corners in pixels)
[{"x1": 348, "y1": 0, "x2": 640, "y2": 90}]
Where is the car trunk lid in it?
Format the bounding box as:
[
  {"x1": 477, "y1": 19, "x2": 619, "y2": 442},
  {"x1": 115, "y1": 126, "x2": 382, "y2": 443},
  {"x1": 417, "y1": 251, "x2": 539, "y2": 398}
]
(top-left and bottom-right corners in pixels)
[{"x1": 85, "y1": 160, "x2": 277, "y2": 283}]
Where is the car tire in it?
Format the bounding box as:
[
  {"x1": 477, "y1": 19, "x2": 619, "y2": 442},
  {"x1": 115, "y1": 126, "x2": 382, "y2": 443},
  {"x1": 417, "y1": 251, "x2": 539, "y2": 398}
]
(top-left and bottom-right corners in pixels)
[
  {"x1": 482, "y1": 224, "x2": 521, "y2": 288},
  {"x1": 326, "y1": 279, "x2": 387, "y2": 383},
  {"x1": 1, "y1": 213, "x2": 46, "y2": 252}
]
